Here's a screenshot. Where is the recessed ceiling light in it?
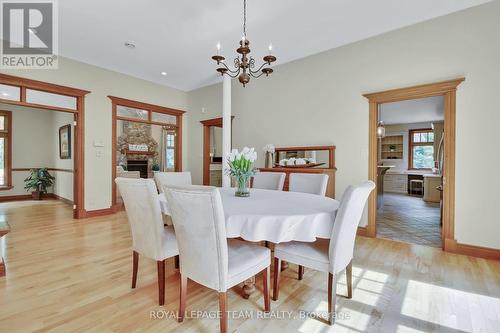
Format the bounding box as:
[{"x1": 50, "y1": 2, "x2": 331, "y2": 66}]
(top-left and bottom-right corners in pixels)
[
  {"x1": 160, "y1": 72, "x2": 167, "y2": 76},
  {"x1": 1, "y1": 92, "x2": 8, "y2": 97},
  {"x1": 124, "y1": 41, "x2": 135, "y2": 49}
]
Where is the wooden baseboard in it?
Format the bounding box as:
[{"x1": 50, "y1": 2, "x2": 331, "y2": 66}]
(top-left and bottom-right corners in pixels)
[
  {"x1": 357, "y1": 227, "x2": 368, "y2": 237},
  {"x1": 0, "y1": 193, "x2": 73, "y2": 204},
  {"x1": 446, "y1": 239, "x2": 500, "y2": 261},
  {"x1": 0, "y1": 194, "x2": 32, "y2": 202},
  {"x1": 49, "y1": 193, "x2": 73, "y2": 205},
  {"x1": 81, "y1": 207, "x2": 116, "y2": 218}
]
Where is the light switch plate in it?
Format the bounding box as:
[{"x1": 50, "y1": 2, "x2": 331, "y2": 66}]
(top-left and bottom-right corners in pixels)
[{"x1": 93, "y1": 140, "x2": 104, "y2": 147}]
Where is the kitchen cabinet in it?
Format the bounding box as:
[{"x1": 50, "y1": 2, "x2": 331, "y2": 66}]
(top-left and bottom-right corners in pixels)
[
  {"x1": 210, "y1": 170, "x2": 222, "y2": 187},
  {"x1": 424, "y1": 174, "x2": 441, "y2": 203},
  {"x1": 383, "y1": 174, "x2": 408, "y2": 194}
]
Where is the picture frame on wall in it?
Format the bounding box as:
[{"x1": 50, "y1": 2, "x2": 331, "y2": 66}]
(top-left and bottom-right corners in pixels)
[{"x1": 59, "y1": 124, "x2": 71, "y2": 159}]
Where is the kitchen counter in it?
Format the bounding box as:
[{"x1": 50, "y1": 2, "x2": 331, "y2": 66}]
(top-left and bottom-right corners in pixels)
[
  {"x1": 377, "y1": 165, "x2": 394, "y2": 209},
  {"x1": 387, "y1": 169, "x2": 437, "y2": 176}
]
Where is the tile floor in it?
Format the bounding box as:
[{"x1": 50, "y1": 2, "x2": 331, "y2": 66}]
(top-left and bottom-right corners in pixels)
[{"x1": 376, "y1": 193, "x2": 442, "y2": 247}]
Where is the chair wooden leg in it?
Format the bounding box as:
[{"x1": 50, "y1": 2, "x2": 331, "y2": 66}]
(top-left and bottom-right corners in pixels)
[
  {"x1": 178, "y1": 274, "x2": 187, "y2": 322},
  {"x1": 262, "y1": 266, "x2": 270, "y2": 312},
  {"x1": 157, "y1": 260, "x2": 165, "y2": 306},
  {"x1": 328, "y1": 273, "x2": 337, "y2": 325},
  {"x1": 219, "y1": 292, "x2": 227, "y2": 333},
  {"x1": 298, "y1": 265, "x2": 304, "y2": 280},
  {"x1": 346, "y1": 260, "x2": 353, "y2": 299},
  {"x1": 174, "y1": 255, "x2": 179, "y2": 269},
  {"x1": 132, "y1": 251, "x2": 139, "y2": 289},
  {"x1": 273, "y1": 257, "x2": 281, "y2": 301}
]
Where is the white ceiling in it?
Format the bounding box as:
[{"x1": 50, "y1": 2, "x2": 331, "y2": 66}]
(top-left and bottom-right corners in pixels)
[
  {"x1": 57, "y1": 0, "x2": 491, "y2": 91},
  {"x1": 380, "y1": 96, "x2": 444, "y2": 125}
]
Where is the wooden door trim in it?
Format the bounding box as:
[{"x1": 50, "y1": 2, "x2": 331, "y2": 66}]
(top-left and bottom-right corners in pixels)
[
  {"x1": 109, "y1": 96, "x2": 185, "y2": 211},
  {"x1": 0, "y1": 73, "x2": 89, "y2": 219},
  {"x1": 363, "y1": 78, "x2": 464, "y2": 252}
]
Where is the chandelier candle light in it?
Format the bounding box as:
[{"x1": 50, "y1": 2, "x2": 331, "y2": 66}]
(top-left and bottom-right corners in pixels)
[
  {"x1": 226, "y1": 147, "x2": 257, "y2": 197},
  {"x1": 212, "y1": 0, "x2": 276, "y2": 87}
]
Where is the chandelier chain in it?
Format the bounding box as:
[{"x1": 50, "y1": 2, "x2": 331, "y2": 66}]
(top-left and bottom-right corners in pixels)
[{"x1": 243, "y1": 0, "x2": 247, "y2": 37}]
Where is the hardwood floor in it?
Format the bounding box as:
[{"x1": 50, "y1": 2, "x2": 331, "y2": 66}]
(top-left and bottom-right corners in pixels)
[
  {"x1": 377, "y1": 193, "x2": 442, "y2": 248},
  {"x1": 1, "y1": 200, "x2": 500, "y2": 332}
]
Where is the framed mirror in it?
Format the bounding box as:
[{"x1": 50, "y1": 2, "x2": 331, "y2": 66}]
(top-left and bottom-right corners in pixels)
[{"x1": 274, "y1": 146, "x2": 335, "y2": 169}]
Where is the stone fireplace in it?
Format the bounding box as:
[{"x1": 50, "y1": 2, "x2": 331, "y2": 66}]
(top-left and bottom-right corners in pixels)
[
  {"x1": 117, "y1": 121, "x2": 159, "y2": 178},
  {"x1": 127, "y1": 160, "x2": 148, "y2": 178}
]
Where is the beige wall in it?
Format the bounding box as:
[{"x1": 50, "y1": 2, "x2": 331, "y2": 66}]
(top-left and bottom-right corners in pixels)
[
  {"x1": 186, "y1": 1, "x2": 500, "y2": 249},
  {"x1": 0, "y1": 103, "x2": 74, "y2": 200},
  {"x1": 1, "y1": 56, "x2": 188, "y2": 210},
  {"x1": 51, "y1": 111, "x2": 75, "y2": 201}
]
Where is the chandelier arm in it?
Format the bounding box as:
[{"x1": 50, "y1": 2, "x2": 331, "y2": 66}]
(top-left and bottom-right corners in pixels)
[
  {"x1": 249, "y1": 71, "x2": 266, "y2": 79},
  {"x1": 219, "y1": 61, "x2": 240, "y2": 74},
  {"x1": 249, "y1": 62, "x2": 268, "y2": 74},
  {"x1": 225, "y1": 72, "x2": 240, "y2": 78}
]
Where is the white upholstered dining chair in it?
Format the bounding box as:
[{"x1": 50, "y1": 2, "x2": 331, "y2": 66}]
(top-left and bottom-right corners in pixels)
[
  {"x1": 164, "y1": 185, "x2": 271, "y2": 333},
  {"x1": 273, "y1": 181, "x2": 375, "y2": 325},
  {"x1": 252, "y1": 172, "x2": 286, "y2": 191},
  {"x1": 115, "y1": 178, "x2": 179, "y2": 306},
  {"x1": 154, "y1": 171, "x2": 192, "y2": 193},
  {"x1": 289, "y1": 173, "x2": 329, "y2": 196}
]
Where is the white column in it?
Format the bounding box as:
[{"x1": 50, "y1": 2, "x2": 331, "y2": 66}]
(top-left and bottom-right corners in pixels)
[{"x1": 222, "y1": 74, "x2": 232, "y2": 187}]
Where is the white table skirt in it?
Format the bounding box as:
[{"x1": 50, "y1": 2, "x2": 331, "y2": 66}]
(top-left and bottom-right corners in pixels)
[{"x1": 158, "y1": 187, "x2": 339, "y2": 243}]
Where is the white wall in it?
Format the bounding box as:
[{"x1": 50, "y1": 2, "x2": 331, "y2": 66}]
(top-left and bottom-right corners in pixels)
[
  {"x1": 186, "y1": 1, "x2": 500, "y2": 249},
  {"x1": 0, "y1": 103, "x2": 74, "y2": 200},
  {"x1": 1, "y1": 56, "x2": 188, "y2": 211}
]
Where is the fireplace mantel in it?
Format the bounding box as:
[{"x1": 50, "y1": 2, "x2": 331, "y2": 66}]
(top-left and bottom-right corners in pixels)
[{"x1": 123, "y1": 149, "x2": 155, "y2": 156}]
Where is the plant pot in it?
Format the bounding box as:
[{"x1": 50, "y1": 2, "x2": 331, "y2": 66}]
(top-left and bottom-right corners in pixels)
[
  {"x1": 265, "y1": 152, "x2": 273, "y2": 168},
  {"x1": 31, "y1": 191, "x2": 43, "y2": 200}
]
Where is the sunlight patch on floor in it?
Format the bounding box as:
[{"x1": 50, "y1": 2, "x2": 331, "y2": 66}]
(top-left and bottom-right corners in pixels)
[{"x1": 402, "y1": 280, "x2": 500, "y2": 332}]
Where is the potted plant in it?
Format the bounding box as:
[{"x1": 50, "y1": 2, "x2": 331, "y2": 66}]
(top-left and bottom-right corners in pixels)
[
  {"x1": 24, "y1": 168, "x2": 55, "y2": 200},
  {"x1": 152, "y1": 163, "x2": 160, "y2": 172},
  {"x1": 226, "y1": 147, "x2": 257, "y2": 197}
]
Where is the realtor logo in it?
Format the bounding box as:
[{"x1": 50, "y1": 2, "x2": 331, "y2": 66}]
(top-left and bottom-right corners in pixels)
[{"x1": 1, "y1": 0, "x2": 58, "y2": 68}]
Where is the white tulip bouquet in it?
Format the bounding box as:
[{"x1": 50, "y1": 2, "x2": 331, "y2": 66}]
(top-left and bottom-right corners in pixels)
[{"x1": 226, "y1": 147, "x2": 257, "y2": 197}]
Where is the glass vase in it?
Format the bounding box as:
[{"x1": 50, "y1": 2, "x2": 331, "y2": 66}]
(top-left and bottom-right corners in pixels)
[{"x1": 235, "y1": 176, "x2": 250, "y2": 197}]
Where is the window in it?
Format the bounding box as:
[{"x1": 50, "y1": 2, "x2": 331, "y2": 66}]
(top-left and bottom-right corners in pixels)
[
  {"x1": 26, "y1": 89, "x2": 77, "y2": 110},
  {"x1": 165, "y1": 131, "x2": 176, "y2": 171},
  {"x1": 0, "y1": 84, "x2": 21, "y2": 101},
  {"x1": 409, "y1": 129, "x2": 434, "y2": 169},
  {"x1": 0, "y1": 111, "x2": 12, "y2": 188}
]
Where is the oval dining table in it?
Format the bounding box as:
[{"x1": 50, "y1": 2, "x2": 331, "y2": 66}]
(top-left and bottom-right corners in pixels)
[{"x1": 158, "y1": 187, "x2": 340, "y2": 298}]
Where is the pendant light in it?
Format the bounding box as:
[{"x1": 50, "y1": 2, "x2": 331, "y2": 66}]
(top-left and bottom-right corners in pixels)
[{"x1": 377, "y1": 105, "x2": 386, "y2": 138}]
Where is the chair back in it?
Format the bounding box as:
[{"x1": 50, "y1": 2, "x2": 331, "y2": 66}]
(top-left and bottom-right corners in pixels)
[
  {"x1": 154, "y1": 171, "x2": 192, "y2": 193},
  {"x1": 289, "y1": 173, "x2": 329, "y2": 196},
  {"x1": 252, "y1": 172, "x2": 286, "y2": 191},
  {"x1": 115, "y1": 178, "x2": 167, "y2": 260},
  {"x1": 329, "y1": 181, "x2": 375, "y2": 273},
  {"x1": 164, "y1": 185, "x2": 229, "y2": 291}
]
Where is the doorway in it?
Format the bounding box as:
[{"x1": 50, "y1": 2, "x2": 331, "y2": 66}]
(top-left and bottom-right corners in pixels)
[
  {"x1": 375, "y1": 96, "x2": 444, "y2": 247},
  {"x1": 0, "y1": 74, "x2": 88, "y2": 218},
  {"x1": 109, "y1": 96, "x2": 185, "y2": 211},
  {"x1": 201, "y1": 117, "x2": 233, "y2": 186},
  {"x1": 364, "y1": 78, "x2": 464, "y2": 251}
]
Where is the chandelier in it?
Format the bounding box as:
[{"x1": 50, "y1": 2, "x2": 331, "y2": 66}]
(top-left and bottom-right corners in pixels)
[{"x1": 211, "y1": 0, "x2": 276, "y2": 87}]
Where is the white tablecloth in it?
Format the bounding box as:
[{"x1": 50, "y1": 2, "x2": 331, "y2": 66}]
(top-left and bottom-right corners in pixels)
[{"x1": 158, "y1": 187, "x2": 339, "y2": 243}]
